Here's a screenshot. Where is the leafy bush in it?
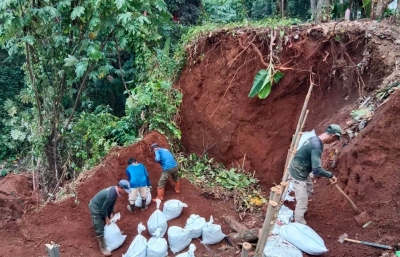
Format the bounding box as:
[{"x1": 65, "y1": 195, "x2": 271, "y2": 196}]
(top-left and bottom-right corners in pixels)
[
  {"x1": 178, "y1": 153, "x2": 266, "y2": 212},
  {"x1": 203, "y1": 0, "x2": 248, "y2": 23}
]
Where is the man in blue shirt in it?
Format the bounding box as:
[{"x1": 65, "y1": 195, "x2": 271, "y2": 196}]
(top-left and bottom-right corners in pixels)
[
  {"x1": 151, "y1": 143, "x2": 179, "y2": 201},
  {"x1": 125, "y1": 158, "x2": 151, "y2": 213}
]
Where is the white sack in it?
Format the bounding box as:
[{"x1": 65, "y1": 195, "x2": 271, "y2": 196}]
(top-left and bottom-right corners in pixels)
[
  {"x1": 104, "y1": 212, "x2": 127, "y2": 252},
  {"x1": 148, "y1": 199, "x2": 168, "y2": 237},
  {"x1": 147, "y1": 228, "x2": 168, "y2": 257},
  {"x1": 200, "y1": 215, "x2": 226, "y2": 245},
  {"x1": 276, "y1": 205, "x2": 293, "y2": 225},
  {"x1": 135, "y1": 187, "x2": 152, "y2": 207},
  {"x1": 185, "y1": 214, "x2": 206, "y2": 239},
  {"x1": 176, "y1": 244, "x2": 196, "y2": 257},
  {"x1": 297, "y1": 130, "x2": 317, "y2": 150},
  {"x1": 122, "y1": 222, "x2": 147, "y2": 257},
  {"x1": 263, "y1": 235, "x2": 303, "y2": 257},
  {"x1": 168, "y1": 226, "x2": 192, "y2": 254},
  {"x1": 163, "y1": 199, "x2": 188, "y2": 221},
  {"x1": 280, "y1": 223, "x2": 328, "y2": 255}
]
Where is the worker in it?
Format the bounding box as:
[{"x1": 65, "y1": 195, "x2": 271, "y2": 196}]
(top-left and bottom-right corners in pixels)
[
  {"x1": 151, "y1": 143, "x2": 180, "y2": 201},
  {"x1": 88, "y1": 180, "x2": 131, "y2": 256},
  {"x1": 125, "y1": 157, "x2": 151, "y2": 213},
  {"x1": 289, "y1": 124, "x2": 342, "y2": 225}
]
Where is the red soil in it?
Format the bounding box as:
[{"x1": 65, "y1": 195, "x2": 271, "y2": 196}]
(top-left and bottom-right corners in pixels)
[
  {"x1": 0, "y1": 131, "x2": 239, "y2": 257},
  {"x1": 177, "y1": 21, "x2": 400, "y2": 256}
]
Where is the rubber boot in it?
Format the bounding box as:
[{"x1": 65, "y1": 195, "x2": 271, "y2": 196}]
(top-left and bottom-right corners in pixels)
[
  {"x1": 127, "y1": 204, "x2": 135, "y2": 213},
  {"x1": 97, "y1": 236, "x2": 111, "y2": 256},
  {"x1": 152, "y1": 188, "x2": 164, "y2": 202},
  {"x1": 175, "y1": 181, "x2": 180, "y2": 194},
  {"x1": 141, "y1": 199, "x2": 148, "y2": 212}
]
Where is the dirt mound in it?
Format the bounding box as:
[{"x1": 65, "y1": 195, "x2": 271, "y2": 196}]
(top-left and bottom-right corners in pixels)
[
  {"x1": 177, "y1": 20, "x2": 400, "y2": 256},
  {"x1": 0, "y1": 131, "x2": 239, "y2": 257},
  {"x1": 0, "y1": 174, "x2": 35, "y2": 227},
  {"x1": 177, "y1": 21, "x2": 398, "y2": 188},
  {"x1": 306, "y1": 90, "x2": 400, "y2": 257}
]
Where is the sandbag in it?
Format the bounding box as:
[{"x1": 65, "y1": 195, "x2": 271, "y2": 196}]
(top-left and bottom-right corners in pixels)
[
  {"x1": 135, "y1": 187, "x2": 152, "y2": 207},
  {"x1": 280, "y1": 223, "x2": 328, "y2": 255},
  {"x1": 200, "y1": 215, "x2": 226, "y2": 245},
  {"x1": 148, "y1": 199, "x2": 168, "y2": 237},
  {"x1": 168, "y1": 226, "x2": 192, "y2": 254},
  {"x1": 163, "y1": 199, "x2": 188, "y2": 221},
  {"x1": 176, "y1": 244, "x2": 196, "y2": 257},
  {"x1": 122, "y1": 222, "x2": 147, "y2": 257},
  {"x1": 147, "y1": 228, "x2": 168, "y2": 257},
  {"x1": 271, "y1": 205, "x2": 293, "y2": 235},
  {"x1": 263, "y1": 235, "x2": 303, "y2": 257},
  {"x1": 104, "y1": 212, "x2": 127, "y2": 252},
  {"x1": 185, "y1": 214, "x2": 206, "y2": 239}
]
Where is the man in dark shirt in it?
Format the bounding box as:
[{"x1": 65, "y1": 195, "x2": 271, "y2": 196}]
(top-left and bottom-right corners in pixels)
[
  {"x1": 289, "y1": 124, "x2": 342, "y2": 225},
  {"x1": 88, "y1": 180, "x2": 131, "y2": 256},
  {"x1": 151, "y1": 143, "x2": 179, "y2": 201}
]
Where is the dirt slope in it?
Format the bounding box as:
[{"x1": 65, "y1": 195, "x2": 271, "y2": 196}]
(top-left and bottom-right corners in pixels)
[
  {"x1": 0, "y1": 131, "x2": 239, "y2": 257},
  {"x1": 177, "y1": 20, "x2": 400, "y2": 256}
]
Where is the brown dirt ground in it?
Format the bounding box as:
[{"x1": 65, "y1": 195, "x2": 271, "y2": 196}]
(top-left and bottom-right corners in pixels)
[
  {"x1": 177, "y1": 20, "x2": 400, "y2": 256},
  {"x1": 1, "y1": 20, "x2": 400, "y2": 257},
  {"x1": 0, "y1": 131, "x2": 240, "y2": 257}
]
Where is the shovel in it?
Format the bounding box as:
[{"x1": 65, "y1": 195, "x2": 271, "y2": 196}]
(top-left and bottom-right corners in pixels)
[
  {"x1": 338, "y1": 233, "x2": 392, "y2": 250},
  {"x1": 329, "y1": 179, "x2": 371, "y2": 226}
]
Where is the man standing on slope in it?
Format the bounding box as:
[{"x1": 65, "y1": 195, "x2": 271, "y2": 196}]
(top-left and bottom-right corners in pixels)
[
  {"x1": 88, "y1": 180, "x2": 131, "y2": 256},
  {"x1": 126, "y1": 157, "x2": 151, "y2": 213},
  {"x1": 289, "y1": 124, "x2": 342, "y2": 225},
  {"x1": 151, "y1": 143, "x2": 180, "y2": 201}
]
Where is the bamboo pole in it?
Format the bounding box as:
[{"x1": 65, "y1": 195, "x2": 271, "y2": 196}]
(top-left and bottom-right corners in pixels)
[
  {"x1": 292, "y1": 82, "x2": 314, "y2": 147},
  {"x1": 254, "y1": 186, "x2": 282, "y2": 257},
  {"x1": 241, "y1": 242, "x2": 252, "y2": 257}
]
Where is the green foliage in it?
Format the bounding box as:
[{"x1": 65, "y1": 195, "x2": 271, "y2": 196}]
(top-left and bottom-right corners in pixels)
[
  {"x1": 249, "y1": 66, "x2": 284, "y2": 99},
  {"x1": 178, "y1": 153, "x2": 265, "y2": 212},
  {"x1": 126, "y1": 79, "x2": 182, "y2": 140},
  {"x1": 165, "y1": 0, "x2": 203, "y2": 25},
  {"x1": 63, "y1": 106, "x2": 119, "y2": 171},
  {"x1": 203, "y1": 0, "x2": 248, "y2": 23},
  {"x1": 251, "y1": 0, "x2": 274, "y2": 20}
]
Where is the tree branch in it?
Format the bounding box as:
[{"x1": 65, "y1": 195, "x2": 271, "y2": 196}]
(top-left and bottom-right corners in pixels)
[
  {"x1": 63, "y1": 65, "x2": 94, "y2": 130},
  {"x1": 25, "y1": 43, "x2": 43, "y2": 127},
  {"x1": 115, "y1": 37, "x2": 135, "y2": 100}
]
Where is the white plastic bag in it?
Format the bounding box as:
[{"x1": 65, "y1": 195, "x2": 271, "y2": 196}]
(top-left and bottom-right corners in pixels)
[
  {"x1": 122, "y1": 223, "x2": 147, "y2": 257},
  {"x1": 135, "y1": 187, "x2": 152, "y2": 207},
  {"x1": 176, "y1": 244, "x2": 196, "y2": 257},
  {"x1": 147, "y1": 228, "x2": 168, "y2": 257},
  {"x1": 168, "y1": 226, "x2": 192, "y2": 254},
  {"x1": 201, "y1": 216, "x2": 226, "y2": 245},
  {"x1": 271, "y1": 205, "x2": 294, "y2": 235},
  {"x1": 148, "y1": 199, "x2": 168, "y2": 237},
  {"x1": 263, "y1": 235, "x2": 303, "y2": 257},
  {"x1": 163, "y1": 199, "x2": 188, "y2": 221},
  {"x1": 185, "y1": 214, "x2": 206, "y2": 239},
  {"x1": 297, "y1": 130, "x2": 317, "y2": 150},
  {"x1": 104, "y1": 212, "x2": 127, "y2": 252},
  {"x1": 280, "y1": 223, "x2": 328, "y2": 255}
]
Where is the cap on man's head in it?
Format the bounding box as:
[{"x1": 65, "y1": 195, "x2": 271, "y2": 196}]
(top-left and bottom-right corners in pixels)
[
  {"x1": 326, "y1": 124, "x2": 343, "y2": 140},
  {"x1": 151, "y1": 143, "x2": 160, "y2": 150},
  {"x1": 118, "y1": 179, "x2": 132, "y2": 193}
]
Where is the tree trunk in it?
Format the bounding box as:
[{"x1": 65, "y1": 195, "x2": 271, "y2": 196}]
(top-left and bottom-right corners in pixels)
[
  {"x1": 276, "y1": 0, "x2": 282, "y2": 17},
  {"x1": 375, "y1": 0, "x2": 389, "y2": 19},
  {"x1": 316, "y1": 0, "x2": 331, "y2": 23},
  {"x1": 397, "y1": 0, "x2": 400, "y2": 20},
  {"x1": 311, "y1": 0, "x2": 317, "y2": 21}
]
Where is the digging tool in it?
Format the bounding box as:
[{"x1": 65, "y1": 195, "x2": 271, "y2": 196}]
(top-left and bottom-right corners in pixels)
[
  {"x1": 330, "y1": 179, "x2": 361, "y2": 214},
  {"x1": 329, "y1": 179, "x2": 371, "y2": 226},
  {"x1": 338, "y1": 233, "x2": 392, "y2": 250}
]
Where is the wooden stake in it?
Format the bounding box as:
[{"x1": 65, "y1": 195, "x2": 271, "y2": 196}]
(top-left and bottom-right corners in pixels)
[
  {"x1": 241, "y1": 242, "x2": 252, "y2": 257},
  {"x1": 254, "y1": 187, "x2": 282, "y2": 257}
]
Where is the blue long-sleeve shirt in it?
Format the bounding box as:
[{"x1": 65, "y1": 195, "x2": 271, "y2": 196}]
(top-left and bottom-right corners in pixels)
[
  {"x1": 125, "y1": 163, "x2": 151, "y2": 188},
  {"x1": 155, "y1": 148, "x2": 177, "y2": 171}
]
